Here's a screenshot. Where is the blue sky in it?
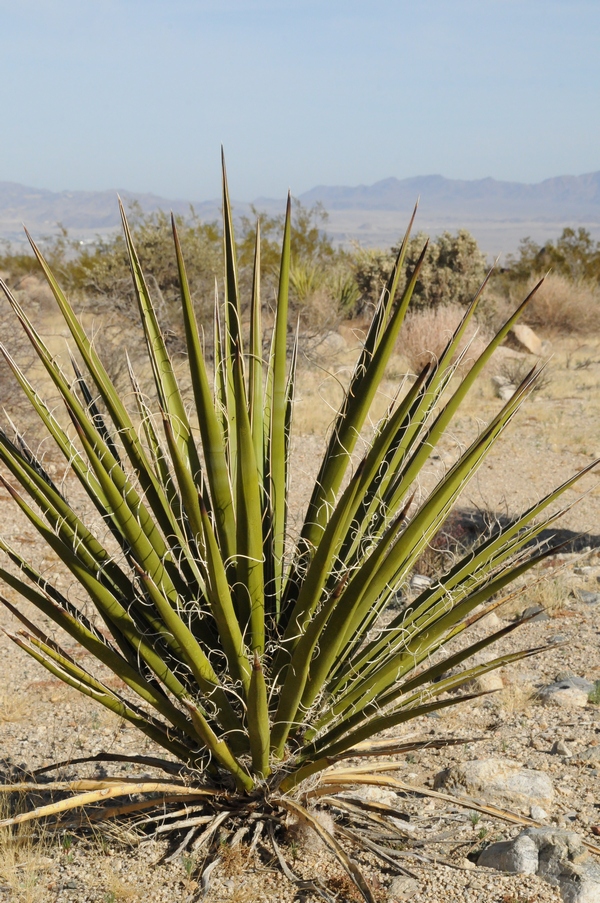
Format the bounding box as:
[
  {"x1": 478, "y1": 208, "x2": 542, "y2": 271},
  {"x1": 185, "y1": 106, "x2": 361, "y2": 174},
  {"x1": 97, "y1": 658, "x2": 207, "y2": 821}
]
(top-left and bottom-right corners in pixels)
[{"x1": 0, "y1": 0, "x2": 598, "y2": 200}]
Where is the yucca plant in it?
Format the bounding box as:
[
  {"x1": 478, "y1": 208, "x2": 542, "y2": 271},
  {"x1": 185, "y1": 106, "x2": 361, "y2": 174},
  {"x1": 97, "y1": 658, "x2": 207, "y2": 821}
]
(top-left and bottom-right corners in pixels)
[{"x1": 0, "y1": 157, "x2": 594, "y2": 899}]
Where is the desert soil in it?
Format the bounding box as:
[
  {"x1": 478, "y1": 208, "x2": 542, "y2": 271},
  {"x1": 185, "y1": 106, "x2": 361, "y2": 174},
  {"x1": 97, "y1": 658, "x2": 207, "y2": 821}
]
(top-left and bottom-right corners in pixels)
[{"x1": 1, "y1": 330, "x2": 600, "y2": 902}]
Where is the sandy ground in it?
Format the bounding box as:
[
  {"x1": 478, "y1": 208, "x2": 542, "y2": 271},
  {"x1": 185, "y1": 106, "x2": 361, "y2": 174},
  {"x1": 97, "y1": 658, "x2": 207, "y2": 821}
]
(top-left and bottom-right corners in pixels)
[{"x1": 1, "y1": 325, "x2": 600, "y2": 902}]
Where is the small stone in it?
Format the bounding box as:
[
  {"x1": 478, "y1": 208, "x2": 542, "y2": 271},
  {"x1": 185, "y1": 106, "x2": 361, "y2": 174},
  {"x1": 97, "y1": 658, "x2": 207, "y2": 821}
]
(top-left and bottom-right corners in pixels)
[
  {"x1": 478, "y1": 833, "x2": 538, "y2": 874},
  {"x1": 388, "y1": 875, "x2": 419, "y2": 899},
  {"x1": 347, "y1": 786, "x2": 400, "y2": 808},
  {"x1": 576, "y1": 590, "x2": 600, "y2": 605},
  {"x1": 410, "y1": 574, "x2": 433, "y2": 592},
  {"x1": 530, "y1": 804, "x2": 549, "y2": 821},
  {"x1": 498, "y1": 384, "x2": 517, "y2": 401},
  {"x1": 522, "y1": 605, "x2": 550, "y2": 622},
  {"x1": 551, "y1": 740, "x2": 573, "y2": 757}
]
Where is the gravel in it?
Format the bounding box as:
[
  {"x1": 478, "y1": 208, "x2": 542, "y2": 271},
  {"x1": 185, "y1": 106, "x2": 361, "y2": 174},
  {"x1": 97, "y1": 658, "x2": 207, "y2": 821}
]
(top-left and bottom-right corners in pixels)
[{"x1": 2, "y1": 335, "x2": 600, "y2": 902}]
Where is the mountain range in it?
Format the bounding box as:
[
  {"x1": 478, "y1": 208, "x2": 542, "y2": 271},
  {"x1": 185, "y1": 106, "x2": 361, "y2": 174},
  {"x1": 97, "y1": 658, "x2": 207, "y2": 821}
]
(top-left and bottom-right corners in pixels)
[{"x1": 1, "y1": 171, "x2": 600, "y2": 257}]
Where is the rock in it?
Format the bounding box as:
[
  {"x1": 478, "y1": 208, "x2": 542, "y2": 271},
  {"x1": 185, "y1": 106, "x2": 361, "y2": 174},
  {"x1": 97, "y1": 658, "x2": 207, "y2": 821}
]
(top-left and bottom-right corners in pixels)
[
  {"x1": 510, "y1": 324, "x2": 544, "y2": 356},
  {"x1": 434, "y1": 758, "x2": 554, "y2": 812},
  {"x1": 478, "y1": 832, "x2": 538, "y2": 874},
  {"x1": 548, "y1": 634, "x2": 567, "y2": 645},
  {"x1": 576, "y1": 590, "x2": 600, "y2": 605},
  {"x1": 539, "y1": 677, "x2": 595, "y2": 709},
  {"x1": 552, "y1": 740, "x2": 573, "y2": 757},
  {"x1": 531, "y1": 805, "x2": 549, "y2": 821},
  {"x1": 388, "y1": 875, "x2": 419, "y2": 899},
  {"x1": 522, "y1": 605, "x2": 550, "y2": 622},
  {"x1": 574, "y1": 746, "x2": 600, "y2": 764},
  {"x1": 467, "y1": 672, "x2": 504, "y2": 693},
  {"x1": 478, "y1": 827, "x2": 600, "y2": 903},
  {"x1": 479, "y1": 611, "x2": 502, "y2": 630},
  {"x1": 491, "y1": 375, "x2": 517, "y2": 400},
  {"x1": 410, "y1": 574, "x2": 433, "y2": 593}
]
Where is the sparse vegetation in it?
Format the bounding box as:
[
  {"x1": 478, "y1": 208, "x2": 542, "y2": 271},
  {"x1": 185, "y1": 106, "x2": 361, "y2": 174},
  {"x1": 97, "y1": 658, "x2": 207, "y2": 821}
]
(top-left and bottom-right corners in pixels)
[
  {"x1": 399, "y1": 301, "x2": 489, "y2": 372},
  {"x1": 0, "y1": 163, "x2": 598, "y2": 901}
]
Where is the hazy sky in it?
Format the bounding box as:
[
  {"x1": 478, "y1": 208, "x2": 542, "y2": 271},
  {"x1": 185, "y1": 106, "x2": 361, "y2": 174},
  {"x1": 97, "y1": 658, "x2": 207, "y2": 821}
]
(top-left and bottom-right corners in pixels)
[{"x1": 1, "y1": 1, "x2": 598, "y2": 200}]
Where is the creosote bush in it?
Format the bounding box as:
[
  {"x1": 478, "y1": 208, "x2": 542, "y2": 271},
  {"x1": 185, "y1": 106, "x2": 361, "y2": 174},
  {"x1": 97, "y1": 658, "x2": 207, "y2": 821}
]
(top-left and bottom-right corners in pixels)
[
  {"x1": 0, "y1": 160, "x2": 595, "y2": 901},
  {"x1": 350, "y1": 229, "x2": 488, "y2": 315}
]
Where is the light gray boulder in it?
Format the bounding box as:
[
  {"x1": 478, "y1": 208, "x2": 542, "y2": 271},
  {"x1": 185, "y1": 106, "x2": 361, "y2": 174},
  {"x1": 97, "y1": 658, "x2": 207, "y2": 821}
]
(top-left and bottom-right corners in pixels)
[
  {"x1": 539, "y1": 677, "x2": 595, "y2": 709},
  {"x1": 478, "y1": 832, "x2": 538, "y2": 874},
  {"x1": 478, "y1": 827, "x2": 600, "y2": 903},
  {"x1": 434, "y1": 758, "x2": 554, "y2": 812}
]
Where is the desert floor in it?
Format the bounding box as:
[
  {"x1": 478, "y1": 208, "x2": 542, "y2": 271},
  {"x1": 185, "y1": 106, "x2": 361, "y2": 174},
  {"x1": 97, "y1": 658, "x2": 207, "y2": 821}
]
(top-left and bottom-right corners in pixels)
[{"x1": 1, "y1": 325, "x2": 600, "y2": 903}]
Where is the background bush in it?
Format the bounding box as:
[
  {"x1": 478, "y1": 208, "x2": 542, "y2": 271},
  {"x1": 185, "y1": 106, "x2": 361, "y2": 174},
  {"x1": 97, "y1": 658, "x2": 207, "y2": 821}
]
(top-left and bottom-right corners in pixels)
[{"x1": 2, "y1": 208, "x2": 598, "y2": 354}]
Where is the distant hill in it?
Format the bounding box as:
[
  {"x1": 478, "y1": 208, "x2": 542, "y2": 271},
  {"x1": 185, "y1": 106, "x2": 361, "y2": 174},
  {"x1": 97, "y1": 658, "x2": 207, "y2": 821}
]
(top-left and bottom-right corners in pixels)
[
  {"x1": 1, "y1": 171, "x2": 600, "y2": 257},
  {"x1": 0, "y1": 182, "x2": 225, "y2": 247},
  {"x1": 298, "y1": 172, "x2": 600, "y2": 217},
  {"x1": 294, "y1": 172, "x2": 600, "y2": 254}
]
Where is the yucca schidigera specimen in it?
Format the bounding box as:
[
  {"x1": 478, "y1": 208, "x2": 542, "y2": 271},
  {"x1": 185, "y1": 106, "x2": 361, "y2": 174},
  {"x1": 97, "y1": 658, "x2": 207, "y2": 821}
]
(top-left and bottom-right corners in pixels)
[{"x1": 0, "y1": 161, "x2": 594, "y2": 898}]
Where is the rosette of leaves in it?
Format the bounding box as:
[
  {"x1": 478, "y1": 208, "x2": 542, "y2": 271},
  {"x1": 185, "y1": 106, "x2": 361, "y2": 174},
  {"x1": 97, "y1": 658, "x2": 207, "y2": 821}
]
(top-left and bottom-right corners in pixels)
[{"x1": 0, "y1": 158, "x2": 593, "y2": 900}]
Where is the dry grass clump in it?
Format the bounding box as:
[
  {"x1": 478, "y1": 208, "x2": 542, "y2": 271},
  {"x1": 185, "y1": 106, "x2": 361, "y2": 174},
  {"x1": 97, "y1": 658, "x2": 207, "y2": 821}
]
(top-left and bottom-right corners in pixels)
[
  {"x1": 523, "y1": 576, "x2": 570, "y2": 616},
  {"x1": 100, "y1": 871, "x2": 141, "y2": 903},
  {"x1": 398, "y1": 302, "x2": 489, "y2": 372},
  {"x1": 497, "y1": 680, "x2": 537, "y2": 718},
  {"x1": 518, "y1": 273, "x2": 600, "y2": 335},
  {"x1": 0, "y1": 692, "x2": 29, "y2": 723},
  {"x1": 0, "y1": 795, "x2": 53, "y2": 902},
  {"x1": 501, "y1": 575, "x2": 569, "y2": 621}
]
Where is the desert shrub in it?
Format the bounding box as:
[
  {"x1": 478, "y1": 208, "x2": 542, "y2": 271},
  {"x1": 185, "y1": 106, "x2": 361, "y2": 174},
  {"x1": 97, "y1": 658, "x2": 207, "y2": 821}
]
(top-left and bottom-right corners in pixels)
[
  {"x1": 349, "y1": 245, "x2": 396, "y2": 314},
  {"x1": 71, "y1": 205, "x2": 223, "y2": 322},
  {"x1": 512, "y1": 272, "x2": 600, "y2": 335},
  {"x1": 350, "y1": 230, "x2": 488, "y2": 314},
  {"x1": 504, "y1": 227, "x2": 600, "y2": 285},
  {"x1": 0, "y1": 294, "x2": 38, "y2": 425},
  {"x1": 241, "y1": 200, "x2": 351, "y2": 333},
  {"x1": 237, "y1": 200, "x2": 335, "y2": 274},
  {"x1": 398, "y1": 302, "x2": 490, "y2": 372},
  {"x1": 398, "y1": 229, "x2": 488, "y2": 310},
  {"x1": 0, "y1": 166, "x2": 592, "y2": 900}
]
